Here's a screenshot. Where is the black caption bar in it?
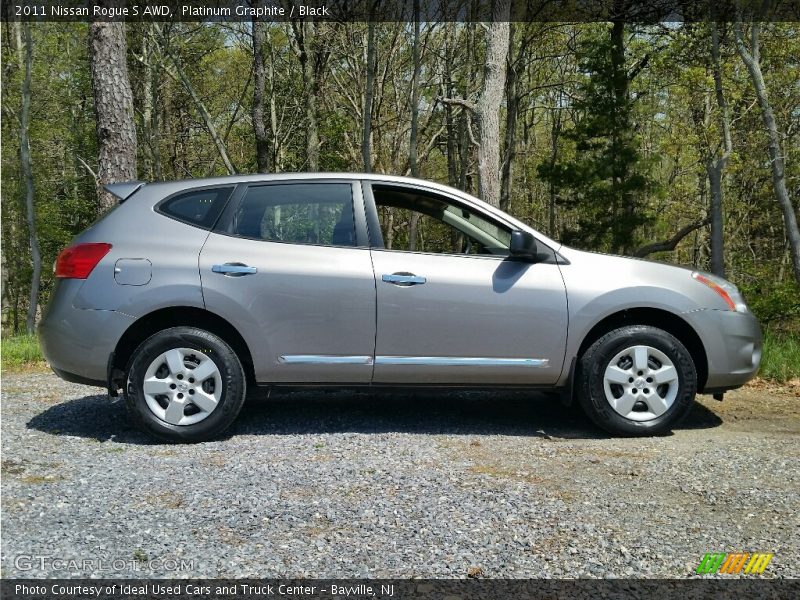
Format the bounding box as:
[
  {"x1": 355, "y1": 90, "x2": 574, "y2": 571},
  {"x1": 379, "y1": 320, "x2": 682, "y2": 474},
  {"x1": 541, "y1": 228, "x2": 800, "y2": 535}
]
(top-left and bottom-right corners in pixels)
[
  {"x1": 3, "y1": 579, "x2": 800, "y2": 600},
  {"x1": 2, "y1": 0, "x2": 800, "y2": 22}
]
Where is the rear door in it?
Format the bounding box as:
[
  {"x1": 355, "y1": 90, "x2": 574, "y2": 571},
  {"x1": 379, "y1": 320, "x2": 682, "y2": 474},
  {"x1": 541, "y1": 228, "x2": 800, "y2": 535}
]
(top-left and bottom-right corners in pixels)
[
  {"x1": 199, "y1": 179, "x2": 376, "y2": 383},
  {"x1": 366, "y1": 182, "x2": 568, "y2": 385}
]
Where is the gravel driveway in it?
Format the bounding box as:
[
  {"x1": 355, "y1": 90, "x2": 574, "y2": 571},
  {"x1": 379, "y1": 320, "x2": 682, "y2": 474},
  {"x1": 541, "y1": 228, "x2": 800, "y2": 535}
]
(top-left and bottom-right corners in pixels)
[{"x1": 2, "y1": 369, "x2": 798, "y2": 579}]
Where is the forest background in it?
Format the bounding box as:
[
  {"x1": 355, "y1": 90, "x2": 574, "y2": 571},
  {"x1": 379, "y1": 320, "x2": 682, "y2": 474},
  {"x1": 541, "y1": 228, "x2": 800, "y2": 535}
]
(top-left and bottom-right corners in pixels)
[{"x1": 2, "y1": 1, "x2": 799, "y2": 379}]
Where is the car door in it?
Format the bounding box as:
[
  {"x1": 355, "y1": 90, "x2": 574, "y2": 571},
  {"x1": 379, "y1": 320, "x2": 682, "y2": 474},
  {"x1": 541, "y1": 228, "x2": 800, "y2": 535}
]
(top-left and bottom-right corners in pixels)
[
  {"x1": 365, "y1": 182, "x2": 568, "y2": 385},
  {"x1": 199, "y1": 179, "x2": 376, "y2": 383}
]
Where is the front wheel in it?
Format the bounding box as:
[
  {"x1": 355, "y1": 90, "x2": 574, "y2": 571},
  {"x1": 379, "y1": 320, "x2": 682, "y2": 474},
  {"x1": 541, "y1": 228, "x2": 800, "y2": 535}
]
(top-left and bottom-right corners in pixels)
[
  {"x1": 124, "y1": 327, "x2": 246, "y2": 442},
  {"x1": 577, "y1": 325, "x2": 697, "y2": 436}
]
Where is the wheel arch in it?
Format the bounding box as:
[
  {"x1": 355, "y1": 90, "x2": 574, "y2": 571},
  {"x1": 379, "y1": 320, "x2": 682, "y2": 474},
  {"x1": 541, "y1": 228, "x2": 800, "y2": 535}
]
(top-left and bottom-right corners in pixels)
[
  {"x1": 576, "y1": 307, "x2": 708, "y2": 391},
  {"x1": 110, "y1": 306, "x2": 256, "y2": 390}
]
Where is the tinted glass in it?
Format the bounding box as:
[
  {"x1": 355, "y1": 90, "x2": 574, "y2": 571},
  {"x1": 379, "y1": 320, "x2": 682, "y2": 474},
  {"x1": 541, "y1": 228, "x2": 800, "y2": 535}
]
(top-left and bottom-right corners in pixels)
[
  {"x1": 229, "y1": 183, "x2": 355, "y2": 246},
  {"x1": 373, "y1": 187, "x2": 511, "y2": 256},
  {"x1": 159, "y1": 187, "x2": 234, "y2": 229}
]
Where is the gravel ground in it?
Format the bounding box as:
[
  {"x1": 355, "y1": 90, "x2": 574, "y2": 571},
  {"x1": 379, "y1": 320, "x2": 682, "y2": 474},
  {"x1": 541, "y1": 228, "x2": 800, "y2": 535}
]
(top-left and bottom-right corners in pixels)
[{"x1": 2, "y1": 369, "x2": 798, "y2": 579}]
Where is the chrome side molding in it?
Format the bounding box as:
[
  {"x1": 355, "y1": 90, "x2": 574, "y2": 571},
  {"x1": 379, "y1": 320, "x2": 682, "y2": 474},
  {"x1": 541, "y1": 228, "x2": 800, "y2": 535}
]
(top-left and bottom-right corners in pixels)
[
  {"x1": 374, "y1": 356, "x2": 549, "y2": 367},
  {"x1": 278, "y1": 355, "x2": 549, "y2": 367},
  {"x1": 279, "y1": 355, "x2": 374, "y2": 365}
]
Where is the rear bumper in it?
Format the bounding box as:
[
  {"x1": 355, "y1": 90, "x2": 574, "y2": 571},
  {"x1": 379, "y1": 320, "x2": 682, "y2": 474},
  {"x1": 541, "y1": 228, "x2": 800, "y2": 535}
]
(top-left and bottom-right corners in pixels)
[
  {"x1": 38, "y1": 280, "x2": 134, "y2": 385},
  {"x1": 683, "y1": 308, "x2": 762, "y2": 393}
]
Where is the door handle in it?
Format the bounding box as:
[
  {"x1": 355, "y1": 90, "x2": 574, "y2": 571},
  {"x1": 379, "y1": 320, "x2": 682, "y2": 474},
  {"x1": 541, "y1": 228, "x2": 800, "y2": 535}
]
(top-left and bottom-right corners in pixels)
[
  {"x1": 382, "y1": 273, "x2": 426, "y2": 286},
  {"x1": 212, "y1": 263, "x2": 258, "y2": 276}
]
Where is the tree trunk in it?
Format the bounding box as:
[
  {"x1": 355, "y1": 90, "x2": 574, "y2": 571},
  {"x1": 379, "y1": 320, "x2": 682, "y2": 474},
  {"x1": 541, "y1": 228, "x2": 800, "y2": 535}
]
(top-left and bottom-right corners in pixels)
[
  {"x1": 89, "y1": 18, "x2": 138, "y2": 210},
  {"x1": 734, "y1": 20, "x2": 800, "y2": 285},
  {"x1": 292, "y1": 21, "x2": 320, "y2": 171},
  {"x1": 548, "y1": 95, "x2": 563, "y2": 237},
  {"x1": 610, "y1": 18, "x2": 630, "y2": 254},
  {"x1": 707, "y1": 166, "x2": 725, "y2": 276},
  {"x1": 706, "y1": 20, "x2": 733, "y2": 277},
  {"x1": 499, "y1": 23, "x2": 517, "y2": 212},
  {"x1": 408, "y1": 0, "x2": 421, "y2": 178},
  {"x1": 252, "y1": 12, "x2": 270, "y2": 173},
  {"x1": 475, "y1": 0, "x2": 511, "y2": 207},
  {"x1": 18, "y1": 22, "x2": 42, "y2": 334},
  {"x1": 407, "y1": 0, "x2": 421, "y2": 250},
  {"x1": 140, "y1": 25, "x2": 162, "y2": 180},
  {"x1": 362, "y1": 19, "x2": 377, "y2": 172}
]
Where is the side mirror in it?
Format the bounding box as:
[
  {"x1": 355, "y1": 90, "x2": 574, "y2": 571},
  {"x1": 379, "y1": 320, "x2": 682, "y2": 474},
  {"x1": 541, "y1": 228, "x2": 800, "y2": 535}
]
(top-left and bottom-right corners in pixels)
[{"x1": 509, "y1": 230, "x2": 539, "y2": 261}]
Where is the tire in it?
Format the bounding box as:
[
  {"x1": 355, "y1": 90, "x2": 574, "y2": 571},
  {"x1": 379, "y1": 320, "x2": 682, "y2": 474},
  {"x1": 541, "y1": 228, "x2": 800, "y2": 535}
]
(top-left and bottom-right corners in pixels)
[
  {"x1": 577, "y1": 325, "x2": 696, "y2": 436},
  {"x1": 124, "y1": 327, "x2": 246, "y2": 442}
]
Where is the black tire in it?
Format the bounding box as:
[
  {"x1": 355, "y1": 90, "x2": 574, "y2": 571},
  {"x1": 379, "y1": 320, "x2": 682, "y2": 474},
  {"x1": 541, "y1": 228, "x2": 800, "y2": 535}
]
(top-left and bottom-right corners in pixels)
[
  {"x1": 577, "y1": 325, "x2": 697, "y2": 436},
  {"x1": 124, "y1": 327, "x2": 246, "y2": 443}
]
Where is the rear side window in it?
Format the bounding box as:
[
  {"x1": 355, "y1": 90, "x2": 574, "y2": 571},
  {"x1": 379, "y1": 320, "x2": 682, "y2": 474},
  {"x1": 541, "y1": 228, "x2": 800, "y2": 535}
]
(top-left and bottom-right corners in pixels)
[
  {"x1": 158, "y1": 186, "x2": 234, "y2": 229},
  {"x1": 227, "y1": 183, "x2": 355, "y2": 247}
]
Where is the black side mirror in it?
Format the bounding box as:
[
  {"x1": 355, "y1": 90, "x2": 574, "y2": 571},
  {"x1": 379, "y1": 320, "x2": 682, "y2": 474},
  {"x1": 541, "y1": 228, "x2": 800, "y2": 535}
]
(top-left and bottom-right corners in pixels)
[{"x1": 509, "y1": 230, "x2": 539, "y2": 261}]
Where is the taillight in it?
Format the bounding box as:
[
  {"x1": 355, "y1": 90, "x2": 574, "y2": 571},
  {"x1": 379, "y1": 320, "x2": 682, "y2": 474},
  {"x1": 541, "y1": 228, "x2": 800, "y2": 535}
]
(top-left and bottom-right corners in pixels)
[{"x1": 54, "y1": 243, "x2": 112, "y2": 279}]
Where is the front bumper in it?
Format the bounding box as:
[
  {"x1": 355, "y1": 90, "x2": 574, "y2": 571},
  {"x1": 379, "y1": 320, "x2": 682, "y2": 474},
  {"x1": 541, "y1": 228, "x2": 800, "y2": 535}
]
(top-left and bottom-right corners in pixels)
[
  {"x1": 38, "y1": 280, "x2": 134, "y2": 385},
  {"x1": 683, "y1": 308, "x2": 762, "y2": 393}
]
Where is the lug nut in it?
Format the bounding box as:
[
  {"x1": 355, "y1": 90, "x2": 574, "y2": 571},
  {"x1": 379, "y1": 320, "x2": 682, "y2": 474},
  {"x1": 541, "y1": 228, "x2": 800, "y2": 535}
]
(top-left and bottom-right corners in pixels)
[
  {"x1": 170, "y1": 384, "x2": 176, "y2": 390},
  {"x1": 189, "y1": 389, "x2": 195, "y2": 395},
  {"x1": 177, "y1": 374, "x2": 184, "y2": 380},
  {"x1": 177, "y1": 393, "x2": 183, "y2": 399}
]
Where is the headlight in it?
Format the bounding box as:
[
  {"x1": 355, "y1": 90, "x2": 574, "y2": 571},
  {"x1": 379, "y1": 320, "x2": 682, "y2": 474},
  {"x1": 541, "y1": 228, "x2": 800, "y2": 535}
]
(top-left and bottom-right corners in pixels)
[{"x1": 691, "y1": 272, "x2": 748, "y2": 312}]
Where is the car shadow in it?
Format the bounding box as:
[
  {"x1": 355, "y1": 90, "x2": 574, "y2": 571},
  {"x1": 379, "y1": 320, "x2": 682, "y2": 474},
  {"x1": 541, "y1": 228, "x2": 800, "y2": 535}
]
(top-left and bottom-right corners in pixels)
[{"x1": 25, "y1": 388, "x2": 723, "y2": 445}]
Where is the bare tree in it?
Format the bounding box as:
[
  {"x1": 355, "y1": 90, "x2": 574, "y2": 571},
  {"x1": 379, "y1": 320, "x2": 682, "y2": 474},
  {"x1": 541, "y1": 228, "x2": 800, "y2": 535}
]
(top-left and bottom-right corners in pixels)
[
  {"x1": 362, "y1": 18, "x2": 377, "y2": 172},
  {"x1": 252, "y1": 7, "x2": 271, "y2": 173},
  {"x1": 734, "y1": 18, "x2": 800, "y2": 285},
  {"x1": 89, "y1": 18, "x2": 138, "y2": 210},
  {"x1": 706, "y1": 21, "x2": 733, "y2": 277},
  {"x1": 441, "y1": 0, "x2": 511, "y2": 206},
  {"x1": 290, "y1": 21, "x2": 329, "y2": 171},
  {"x1": 16, "y1": 22, "x2": 41, "y2": 333},
  {"x1": 152, "y1": 25, "x2": 236, "y2": 175},
  {"x1": 475, "y1": 0, "x2": 511, "y2": 207}
]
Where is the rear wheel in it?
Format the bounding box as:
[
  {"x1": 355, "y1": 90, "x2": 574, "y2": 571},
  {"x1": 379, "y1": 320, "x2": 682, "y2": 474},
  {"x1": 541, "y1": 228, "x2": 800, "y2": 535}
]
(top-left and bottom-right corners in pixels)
[
  {"x1": 124, "y1": 327, "x2": 246, "y2": 442},
  {"x1": 577, "y1": 325, "x2": 696, "y2": 436}
]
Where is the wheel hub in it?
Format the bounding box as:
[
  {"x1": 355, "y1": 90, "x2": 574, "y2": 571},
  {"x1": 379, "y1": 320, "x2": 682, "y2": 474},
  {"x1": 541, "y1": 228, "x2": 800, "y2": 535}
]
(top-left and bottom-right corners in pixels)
[
  {"x1": 139, "y1": 347, "x2": 222, "y2": 426},
  {"x1": 602, "y1": 344, "x2": 680, "y2": 422}
]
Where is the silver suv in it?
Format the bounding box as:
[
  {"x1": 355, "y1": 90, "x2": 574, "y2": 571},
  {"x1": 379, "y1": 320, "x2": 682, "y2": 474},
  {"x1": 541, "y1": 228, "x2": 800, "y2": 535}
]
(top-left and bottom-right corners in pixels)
[{"x1": 39, "y1": 173, "x2": 762, "y2": 442}]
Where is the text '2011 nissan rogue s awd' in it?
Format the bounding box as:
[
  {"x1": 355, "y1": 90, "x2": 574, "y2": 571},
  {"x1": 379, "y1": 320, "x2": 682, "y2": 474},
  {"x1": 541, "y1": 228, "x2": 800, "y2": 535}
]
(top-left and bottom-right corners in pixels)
[{"x1": 39, "y1": 173, "x2": 762, "y2": 442}]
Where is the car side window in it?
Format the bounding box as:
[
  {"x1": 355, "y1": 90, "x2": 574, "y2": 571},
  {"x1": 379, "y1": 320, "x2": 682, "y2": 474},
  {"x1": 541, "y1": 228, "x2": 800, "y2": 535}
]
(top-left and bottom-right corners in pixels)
[
  {"x1": 158, "y1": 186, "x2": 234, "y2": 229},
  {"x1": 372, "y1": 186, "x2": 511, "y2": 256},
  {"x1": 228, "y1": 183, "x2": 355, "y2": 247}
]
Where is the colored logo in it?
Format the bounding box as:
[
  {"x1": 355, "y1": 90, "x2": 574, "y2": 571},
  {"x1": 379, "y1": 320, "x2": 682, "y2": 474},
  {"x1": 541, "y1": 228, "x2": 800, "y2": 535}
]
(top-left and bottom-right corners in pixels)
[{"x1": 696, "y1": 552, "x2": 773, "y2": 575}]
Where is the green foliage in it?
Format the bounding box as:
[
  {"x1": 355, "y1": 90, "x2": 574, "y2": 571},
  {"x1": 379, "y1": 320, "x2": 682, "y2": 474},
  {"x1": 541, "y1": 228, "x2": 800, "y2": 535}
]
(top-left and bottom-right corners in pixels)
[
  {"x1": 740, "y1": 279, "x2": 800, "y2": 325},
  {"x1": 537, "y1": 24, "x2": 656, "y2": 254},
  {"x1": 1, "y1": 334, "x2": 44, "y2": 370},
  {"x1": 760, "y1": 331, "x2": 800, "y2": 382}
]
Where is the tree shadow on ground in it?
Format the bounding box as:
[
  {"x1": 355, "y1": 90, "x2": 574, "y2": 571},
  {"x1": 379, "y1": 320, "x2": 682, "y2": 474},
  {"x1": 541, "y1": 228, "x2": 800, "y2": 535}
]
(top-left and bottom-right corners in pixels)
[{"x1": 26, "y1": 388, "x2": 723, "y2": 445}]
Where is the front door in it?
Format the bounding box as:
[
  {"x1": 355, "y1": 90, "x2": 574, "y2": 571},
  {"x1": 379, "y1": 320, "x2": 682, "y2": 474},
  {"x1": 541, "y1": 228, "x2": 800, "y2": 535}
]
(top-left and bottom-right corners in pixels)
[
  {"x1": 367, "y1": 183, "x2": 568, "y2": 385},
  {"x1": 199, "y1": 180, "x2": 376, "y2": 383}
]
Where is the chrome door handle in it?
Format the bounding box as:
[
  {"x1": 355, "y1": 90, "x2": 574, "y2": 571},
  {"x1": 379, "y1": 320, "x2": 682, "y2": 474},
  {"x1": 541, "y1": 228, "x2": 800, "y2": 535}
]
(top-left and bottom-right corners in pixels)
[
  {"x1": 382, "y1": 273, "x2": 426, "y2": 286},
  {"x1": 212, "y1": 263, "x2": 258, "y2": 276}
]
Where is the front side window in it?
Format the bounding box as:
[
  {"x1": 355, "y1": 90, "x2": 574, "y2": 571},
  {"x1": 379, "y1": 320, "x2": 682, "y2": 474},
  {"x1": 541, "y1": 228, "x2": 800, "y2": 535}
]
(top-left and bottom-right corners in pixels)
[
  {"x1": 228, "y1": 183, "x2": 355, "y2": 247},
  {"x1": 158, "y1": 186, "x2": 234, "y2": 229},
  {"x1": 373, "y1": 186, "x2": 511, "y2": 256}
]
